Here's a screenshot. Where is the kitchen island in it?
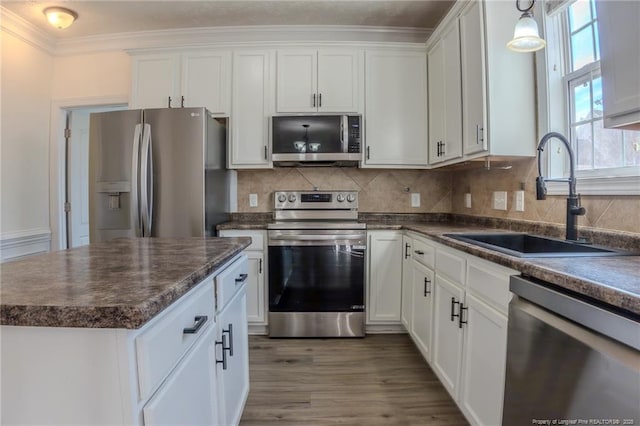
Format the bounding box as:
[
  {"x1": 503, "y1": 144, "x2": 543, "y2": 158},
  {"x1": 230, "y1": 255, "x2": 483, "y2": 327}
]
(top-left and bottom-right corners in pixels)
[{"x1": 1, "y1": 237, "x2": 251, "y2": 426}]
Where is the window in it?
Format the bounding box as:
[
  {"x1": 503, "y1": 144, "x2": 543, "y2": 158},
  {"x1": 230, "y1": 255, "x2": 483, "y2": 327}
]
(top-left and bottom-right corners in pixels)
[{"x1": 563, "y1": 0, "x2": 640, "y2": 174}]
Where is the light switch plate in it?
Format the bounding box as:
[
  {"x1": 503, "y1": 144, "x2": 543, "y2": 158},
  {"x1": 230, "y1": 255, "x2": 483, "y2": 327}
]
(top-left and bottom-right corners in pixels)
[
  {"x1": 411, "y1": 193, "x2": 420, "y2": 207},
  {"x1": 514, "y1": 190, "x2": 525, "y2": 212},
  {"x1": 249, "y1": 193, "x2": 258, "y2": 208},
  {"x1": 493, "y1": 191, "x2": 507, "y2": 211},
  {"x1": 464, "y1": 193, "x2": 472, "y2": 209}
]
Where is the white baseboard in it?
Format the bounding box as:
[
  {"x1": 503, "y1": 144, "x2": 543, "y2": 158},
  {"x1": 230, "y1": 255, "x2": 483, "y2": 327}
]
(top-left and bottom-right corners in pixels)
[
  {"x1": 1, "y1": 228, "x2": 51, "y2": 262},
  {"x1": 365, "y1": 323, "x2": 408, "y2": 334}
]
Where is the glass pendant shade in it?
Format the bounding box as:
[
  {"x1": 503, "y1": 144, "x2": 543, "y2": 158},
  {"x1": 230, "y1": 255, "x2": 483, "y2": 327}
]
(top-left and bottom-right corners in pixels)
[
  {"x1": 44, "y1": 7, "x2": 78, "y2": 30},
  {"x1": 507, "y1": 11, "x2": 546, "y2": 52}
]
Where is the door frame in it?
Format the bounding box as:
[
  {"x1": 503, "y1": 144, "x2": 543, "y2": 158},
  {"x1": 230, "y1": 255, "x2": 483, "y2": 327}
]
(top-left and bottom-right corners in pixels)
[{"x1": 49, "y1": 96, "x2": 128, "y2": 250}]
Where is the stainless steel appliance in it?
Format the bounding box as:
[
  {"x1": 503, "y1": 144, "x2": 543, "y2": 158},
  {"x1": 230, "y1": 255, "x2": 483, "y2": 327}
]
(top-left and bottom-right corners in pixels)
[
  {"x1": 271, "y1": 115, "x2": 361, "y2": 166},
  {"x1": 89, "y1": 107, "x2": 230, "y2": 242},
  {"x1": 503, "y1": 275, "x2": 640, "y2": 424},
  {"x1": 267, "y1": 190, "x2": 366, "y2": 337}
]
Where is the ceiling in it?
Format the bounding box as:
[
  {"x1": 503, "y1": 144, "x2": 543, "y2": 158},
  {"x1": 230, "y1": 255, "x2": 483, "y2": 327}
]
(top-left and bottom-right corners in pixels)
[{"x1": 2, "y1": 1, "x2": 455, "y2": 40}]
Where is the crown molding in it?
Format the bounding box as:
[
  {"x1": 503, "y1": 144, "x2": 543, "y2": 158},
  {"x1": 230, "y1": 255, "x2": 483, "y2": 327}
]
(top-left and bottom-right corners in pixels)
[
  {"x1": 0, "y1": 7, "x2": 56, "y2": 53},
  {"x1": 1, "y1": 9, "x2": 431, "y2": 57}
]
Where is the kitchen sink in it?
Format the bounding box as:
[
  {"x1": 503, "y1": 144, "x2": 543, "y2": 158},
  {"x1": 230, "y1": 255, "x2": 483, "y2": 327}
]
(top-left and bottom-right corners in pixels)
[{"x1": 443, "y1": 233, "x2": 636, "y2": 258}]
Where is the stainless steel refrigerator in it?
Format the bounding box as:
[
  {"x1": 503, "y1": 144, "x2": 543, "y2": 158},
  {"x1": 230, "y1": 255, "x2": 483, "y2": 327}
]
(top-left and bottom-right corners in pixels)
[{"x1": 89, "y1": 107, "x2": 230, "y2": 242}]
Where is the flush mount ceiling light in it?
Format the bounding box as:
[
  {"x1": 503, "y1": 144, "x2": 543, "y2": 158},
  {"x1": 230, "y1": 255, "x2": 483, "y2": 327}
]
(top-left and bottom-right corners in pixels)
[
  {"x1": 43, "y1": 7, "x2": 78, "y2": 30},
  {"x1": 507, "y1": 0, "x2": 546, "y2": 52}
]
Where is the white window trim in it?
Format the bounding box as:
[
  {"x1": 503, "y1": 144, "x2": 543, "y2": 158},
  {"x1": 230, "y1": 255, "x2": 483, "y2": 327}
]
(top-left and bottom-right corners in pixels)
[{"x1": 537, "y1": 0, "x2": 640, "y2": 196}]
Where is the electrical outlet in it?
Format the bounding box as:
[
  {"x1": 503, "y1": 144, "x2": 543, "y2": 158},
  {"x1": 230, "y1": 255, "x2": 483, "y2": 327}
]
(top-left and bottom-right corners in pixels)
[
  {"x1": 249, "y1": 193, "x2": 258, "y2": 208},
  {"x1": 411, "y1": 193, "x2": 421, "y2": 207},
  {"x1": 514, "y1": 190, "x2": 525, "y2": 212},
  {"x1": 493, "y1": 191, "x2": 507, "y2": 211},
  {"x1": 464, "y1": 193, "x2": 472, "y2": 209}
]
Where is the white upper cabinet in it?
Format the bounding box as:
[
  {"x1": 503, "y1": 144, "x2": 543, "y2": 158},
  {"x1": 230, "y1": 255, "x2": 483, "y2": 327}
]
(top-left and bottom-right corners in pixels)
[
  {"x1": 459, "y1": 0, "x2": 536, "y2": 158},
  {"x1": 595, "y1": 0, "x2": 640, "y2": 130},
  {"x1": 131, "y1": 54, "x2": 181, "y2": 109},
  {"x1": 229, "y1": 50, "x2": 274, "y2": 169},
  {"x1": 363, "y1": 49, "x2": 429, "y2": 168},
  {"x1": 428, "y1": 20, "x2": 463, "y2": 164},
  {"x1": 181, "y1": 51, "x2": 231, "y2": 115},
  {"x1": 130, "y1": 51, "x2": 231, "y2": 115},
  {"x1": 276, "y1": 49, "x2": 363, "y2": 113}
]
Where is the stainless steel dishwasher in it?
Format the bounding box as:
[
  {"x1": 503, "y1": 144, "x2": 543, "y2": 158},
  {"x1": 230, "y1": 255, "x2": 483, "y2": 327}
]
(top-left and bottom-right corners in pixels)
[{"x1": 503, "y1": 275, "x2": 640, "y2": 425}]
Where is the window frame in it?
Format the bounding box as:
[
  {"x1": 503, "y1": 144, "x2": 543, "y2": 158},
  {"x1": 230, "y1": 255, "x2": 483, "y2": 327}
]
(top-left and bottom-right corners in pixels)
[{"x1": 538, "y1": 0, "x2": 640, "y2": 196}]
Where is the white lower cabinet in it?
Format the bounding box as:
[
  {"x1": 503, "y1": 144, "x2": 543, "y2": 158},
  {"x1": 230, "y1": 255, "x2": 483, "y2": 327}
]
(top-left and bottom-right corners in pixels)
[
  {"x1": 143, "y1": 323, "x2": 218, "y2": 426},
  {"x1": 459, "y1": 293, "x2": 508, "y2": 426},
  {"x1": 400, "y1": 233, "x2": 515, "y2": 426},
  {"x1": 367, "y1": 231, "x2": 403, "y2": 324},
  {"x1": 410, "y1": 262, "x2": 434, "y2": 362},
  {"x1": 400, "y1": 234, "x2": 413, "y2": 329},
  {"x1": 219, "y1": 230, "x2": 268, "y2": 332},
  {"x1": 215, "y1": 284, "x2": 249, "y2": 426},
  {"x1": 432, "y1": 273, "x2": 465, "y2": 399}
]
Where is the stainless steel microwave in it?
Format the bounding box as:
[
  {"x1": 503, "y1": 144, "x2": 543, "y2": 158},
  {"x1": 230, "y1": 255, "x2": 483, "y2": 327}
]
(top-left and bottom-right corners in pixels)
[{"x1": 271, "y1": 115, "x2": 362, "y2": 166}]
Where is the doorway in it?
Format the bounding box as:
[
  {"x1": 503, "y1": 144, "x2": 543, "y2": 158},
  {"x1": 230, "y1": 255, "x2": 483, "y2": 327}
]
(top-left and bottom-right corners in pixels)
[{"x1": 65, "y1": 105, "x2": 125, "y2": 248}]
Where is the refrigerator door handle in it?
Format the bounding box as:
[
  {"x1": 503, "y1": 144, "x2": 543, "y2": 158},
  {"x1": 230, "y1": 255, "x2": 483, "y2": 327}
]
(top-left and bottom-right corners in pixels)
[
  {"x1": 131, "y1": 124, "x2": 143, "y2": 237},
  {"x1": 140, "y1": 124, "x2": 153, "y2": 237}
]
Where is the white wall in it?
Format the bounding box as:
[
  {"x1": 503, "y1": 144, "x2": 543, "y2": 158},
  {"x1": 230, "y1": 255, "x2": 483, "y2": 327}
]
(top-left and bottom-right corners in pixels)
[
  {"x1": 1, "y1": 31, "x2": 53, "y2": 254},
  {"x1": 51, "y1": 51, "x2": 130, "y2": 100}
]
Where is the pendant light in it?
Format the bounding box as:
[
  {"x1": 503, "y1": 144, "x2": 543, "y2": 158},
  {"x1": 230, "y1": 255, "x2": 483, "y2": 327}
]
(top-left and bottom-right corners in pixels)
[
  {"x1": 507, "y1": 0, "x2": 546, "y2": 52},
  {"x1": 43, "y1": 7, "x2": 78, "y2": 30}
]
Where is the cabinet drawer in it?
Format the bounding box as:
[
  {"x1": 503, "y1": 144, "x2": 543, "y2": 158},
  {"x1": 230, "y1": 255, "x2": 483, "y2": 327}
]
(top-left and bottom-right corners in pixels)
[
  {"x1": 136, "y1": 278, "x2": 215, "y2": 401},
  {"x1": 216, "y1": 255, "x2": 249, "y2": 311},
  {"x1": 219, "y1": 230, "x2": 264, "y2": 251},
  {"x1": 412, "y1": 237, "x2": 435, "y2": 269},
  {"x1": 466, "y1": 258, "x2": 515, "y2": 314},
  {"x1": 436, "y1": 247, "x2": 466, "y2": 285}
]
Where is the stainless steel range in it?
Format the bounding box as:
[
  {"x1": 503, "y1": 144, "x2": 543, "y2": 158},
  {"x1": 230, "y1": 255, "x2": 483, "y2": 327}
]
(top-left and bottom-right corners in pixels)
[{"x1": 267, "y1": 190, "x2": 366, "y2": 337}]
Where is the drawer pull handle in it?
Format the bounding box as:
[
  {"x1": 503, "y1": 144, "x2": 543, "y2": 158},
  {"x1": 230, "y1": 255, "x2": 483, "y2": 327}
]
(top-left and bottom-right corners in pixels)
[
  {"x1": 223, "y1": 323, "x2": 234, "y2": 356},
  {"x1": 183, "y1": 315, "x2": 208, "y2": 334},
  {"x1": 235, "y1": 273, "x2": 248, "y2": 284},
  {"x1": 414, "y1": 250, "x2": 425, "y2": 255},
  {"x1": 215, "y1": 334, "x2": 228, "y2": 370},
  {"x1": 404, "y1": 243, "x2": 411, "y2": 259}
]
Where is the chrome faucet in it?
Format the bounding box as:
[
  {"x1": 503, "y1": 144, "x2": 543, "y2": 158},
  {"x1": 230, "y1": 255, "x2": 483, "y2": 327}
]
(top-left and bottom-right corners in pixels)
[{"x1": 536, "y1": 132, "x2": 586, "y2": 241}]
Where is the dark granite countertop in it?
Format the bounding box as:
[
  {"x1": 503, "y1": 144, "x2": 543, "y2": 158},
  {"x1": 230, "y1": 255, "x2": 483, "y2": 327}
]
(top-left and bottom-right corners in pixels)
[
  {"x1": 218, "y1": 214, "x2": 640, "y2": 316},
  {"x1": 0, "y1": 237, "x2": 251, "y2": 329}
]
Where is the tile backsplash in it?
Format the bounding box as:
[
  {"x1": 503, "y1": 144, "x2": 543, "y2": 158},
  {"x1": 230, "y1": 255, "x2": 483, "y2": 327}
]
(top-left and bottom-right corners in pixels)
[
  {"x1": 236, "y1": 168, "x2": 452, "y2": 213},
  {"x1": 450, "y1": 158, "x2": 640, "y2": 234},
  {"x1": 236, "y1": 161, "x2": 639, "y2": 234}
]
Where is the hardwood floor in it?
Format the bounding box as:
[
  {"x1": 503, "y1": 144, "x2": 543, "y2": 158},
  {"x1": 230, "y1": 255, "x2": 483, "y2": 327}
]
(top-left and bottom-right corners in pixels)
[{"x1": 240, "y1": 334, "x2": 469, "y2": 425}]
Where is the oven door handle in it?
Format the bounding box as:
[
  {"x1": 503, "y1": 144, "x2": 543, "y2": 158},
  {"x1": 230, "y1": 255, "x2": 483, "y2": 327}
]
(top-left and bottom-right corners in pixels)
[{"x1": 269, "y1": 234, "x2": 364, "y2": 241}]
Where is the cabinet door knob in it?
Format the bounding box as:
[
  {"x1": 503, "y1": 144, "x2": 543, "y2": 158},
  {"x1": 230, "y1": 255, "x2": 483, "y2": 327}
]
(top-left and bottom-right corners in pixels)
[
  {"x1": 450, "y1": 297, "x2": 460, "y2": 322},
  {"x1": 312, "y1": 93, "x2": 316, "y2": 107},
  {"x1": 366, "y1": 146, "x2": 371, "y2": 160},
  {"x1": 181, "y1": 95, "x2": 185, "y2": 108},
  {"x1": 215, "y1": 334, "x2": 228, "y2": 370},
  {"x1": 222, "y1": 323, "x2": 234, "y2": 356},
  {"x1": 168, "y1": 96, "x2": 172, "y2": 108},
  {"x1": 423, "y1": 277, "x2": 431, "y2": 296},
  {"x1": 318, "y1": 93, "x2": 322, "y2": 108},
  {"x1": 404, "y1": 243, "x2": 411, "y2": 259},
  {"x1": 459, "y1": 304, "x2": 468, "y2": 328}
]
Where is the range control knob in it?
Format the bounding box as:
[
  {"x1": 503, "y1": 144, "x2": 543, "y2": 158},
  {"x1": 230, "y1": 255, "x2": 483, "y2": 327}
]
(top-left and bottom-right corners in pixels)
[
  {"x1": 336, "y1": 193, "x2": 345, "y2": 202},
  {"x1": 346, "y1": 193, "x2": 356, "y2": 203},
  {"x1": 288, "y1": 194, "x2": 297, "y2": 203},
  {"x1": 277, "y1": 193, "x2": 287, "y2": 203}
]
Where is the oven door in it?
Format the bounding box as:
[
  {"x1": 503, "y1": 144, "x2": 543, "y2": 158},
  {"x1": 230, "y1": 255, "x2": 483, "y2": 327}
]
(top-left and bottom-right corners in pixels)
[{"x1": 268, "y1": 230, "x2": 366, "y2": 313}]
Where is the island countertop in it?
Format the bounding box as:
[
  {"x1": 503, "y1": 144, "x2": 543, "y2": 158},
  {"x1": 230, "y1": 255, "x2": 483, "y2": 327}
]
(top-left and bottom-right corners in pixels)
[{"x1": 0, "y1": 237, "x2": 251, "y2": 329}]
